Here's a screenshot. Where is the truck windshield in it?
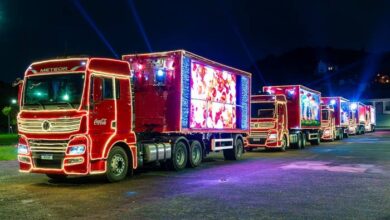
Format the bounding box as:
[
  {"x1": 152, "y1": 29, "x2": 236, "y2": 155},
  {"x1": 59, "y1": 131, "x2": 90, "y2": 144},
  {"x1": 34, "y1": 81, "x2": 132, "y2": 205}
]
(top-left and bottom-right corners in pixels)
[
  {"x1": 251, "y1": 103, "x2": 275, "y2": 118},
  {"x1": 23, "y1": 73, "x2": 85, "y2": 110},
  {"x1": 322, "y1": 110, "x2": 329, "y2": 120}
]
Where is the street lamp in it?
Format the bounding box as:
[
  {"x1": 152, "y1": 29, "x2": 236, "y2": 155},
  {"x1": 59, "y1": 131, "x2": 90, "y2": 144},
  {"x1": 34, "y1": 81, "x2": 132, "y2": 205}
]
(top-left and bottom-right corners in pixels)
[{"x1": 8, "y1": 99, "x2": 17, "y2": 133}]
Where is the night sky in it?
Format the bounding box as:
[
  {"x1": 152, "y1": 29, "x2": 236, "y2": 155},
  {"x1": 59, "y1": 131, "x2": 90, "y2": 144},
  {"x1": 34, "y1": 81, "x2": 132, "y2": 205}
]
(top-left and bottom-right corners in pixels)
[{"x1": 1, "y1": 0, "x2": 390, "y2": 82}]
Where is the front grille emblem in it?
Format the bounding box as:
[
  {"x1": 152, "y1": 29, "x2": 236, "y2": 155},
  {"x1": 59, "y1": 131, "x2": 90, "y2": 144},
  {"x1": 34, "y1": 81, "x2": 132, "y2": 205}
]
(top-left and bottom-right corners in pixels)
[{"x1": 42, "y1": 120, "x2": 51, "y2": 131}]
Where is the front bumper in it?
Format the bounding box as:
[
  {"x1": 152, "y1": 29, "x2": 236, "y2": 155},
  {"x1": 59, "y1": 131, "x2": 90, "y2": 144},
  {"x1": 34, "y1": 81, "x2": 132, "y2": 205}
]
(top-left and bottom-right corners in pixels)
[
  {"x1": 245, "y1": 132, "x2": 280, "y2": 149},
  {"x1": 18, "y1": 136, "x2": 90, "y2": 175}
]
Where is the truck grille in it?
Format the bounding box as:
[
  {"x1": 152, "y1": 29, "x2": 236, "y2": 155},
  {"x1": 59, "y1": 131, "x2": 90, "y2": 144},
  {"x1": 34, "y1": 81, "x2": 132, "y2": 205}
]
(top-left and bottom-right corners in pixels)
[
  {"x1": 18, "y1": 118, "x2": 81, "y2": 133},
  {"x1": 248, "y1": 132, "x2": 267, "y2": 145},
  {"x1": 29, "y1": 140, "x2": 68, "y2": 169},
  {"x1": 29, "y1": 140, "x2": 68, "y2": 153},
  {"x1": 251, "y1": 122, "x2": 275, "y2": 129}
]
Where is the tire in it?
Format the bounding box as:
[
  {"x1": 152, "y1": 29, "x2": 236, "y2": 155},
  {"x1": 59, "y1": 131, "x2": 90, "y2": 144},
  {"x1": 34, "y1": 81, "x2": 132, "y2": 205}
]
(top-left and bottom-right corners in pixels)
[
  {"x1": 168, "y1": 141, "x2": 188, "y2": 171},
  {"x1": 291, "y1": 133, "x2": 302, "y2": 149},
  {"x1": 46, "y1": 174, "x2": 67, "y2": 181},
  {"x1": 343, "y1": 131, "x2": 349, "y2": 138},
  {"x1": 223, "y1": 138, "x2": 244, "y2": 160},
  {"x1": 280, "y1": 135, "x2": 287, "y2": 152},
  {"x1": 106, "y1": 146, "x2": 129, "y2": 182},
  {"x1": 301, "y1": 133, "x2": 306, "y2": 149},
  {"x1": 187, "y1": 140, "x2": 203, "y2": 168}
]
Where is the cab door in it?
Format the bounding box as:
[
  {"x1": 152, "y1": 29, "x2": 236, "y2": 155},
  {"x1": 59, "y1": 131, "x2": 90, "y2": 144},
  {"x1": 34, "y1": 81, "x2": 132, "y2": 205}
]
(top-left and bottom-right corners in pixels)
[{"x1": 89, "y1": 75, "x2": 116, "y2": 159}]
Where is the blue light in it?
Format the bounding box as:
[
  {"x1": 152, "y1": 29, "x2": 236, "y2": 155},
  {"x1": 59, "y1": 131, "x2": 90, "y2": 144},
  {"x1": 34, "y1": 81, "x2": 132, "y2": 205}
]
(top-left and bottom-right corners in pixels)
[
  {"x1": 181, "y1": 56, "x2": 191, "y2": 128},
  {"x1": 157, "y1": 69, "x2": 164, "y2": 77},
  {"x1": 68, "y1": 146, "x2": 85, "y2": 155},
  {"x1": 240, "y1": 76, "x2": 249, "y2": 129},
  {"x1": 18, "y1": 144, "x2": 29, "y2": 155},
  {"x1": 350, "y1": 103, "x2": 358, "y2": 110}
]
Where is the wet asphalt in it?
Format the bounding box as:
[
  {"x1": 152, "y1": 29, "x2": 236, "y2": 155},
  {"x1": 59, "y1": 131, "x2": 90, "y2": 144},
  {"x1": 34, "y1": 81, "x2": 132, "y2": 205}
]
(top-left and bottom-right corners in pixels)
[{"x1": 0, "y1": 131, "x2": 389, "y2": 219}]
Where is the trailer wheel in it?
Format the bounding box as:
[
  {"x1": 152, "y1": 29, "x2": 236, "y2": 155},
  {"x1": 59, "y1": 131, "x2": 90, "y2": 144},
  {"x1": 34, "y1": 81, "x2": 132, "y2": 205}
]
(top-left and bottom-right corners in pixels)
[
  {"x1": 168, "y1": 141, "x2": 188, "y2": 171},
  {"x1": 223, "y1": 138, "x2": 243, "y2": 160},
  {"x1": 280, "y1": 135, "x2": 287, "y2": 151},
  {"x1": 46, "y1": 174, "x2": 67, "y2": 181},
  {"x1": 106, "y1": 146, "x2": 128, "y2": 182},
  {"x1": 187, "y1": 140, "x2": 202, "y2": 168}
]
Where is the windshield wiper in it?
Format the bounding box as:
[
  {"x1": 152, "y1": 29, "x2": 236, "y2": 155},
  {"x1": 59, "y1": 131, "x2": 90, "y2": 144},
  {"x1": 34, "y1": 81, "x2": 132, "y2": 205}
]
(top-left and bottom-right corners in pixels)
[
  {"x1": 32, "y1": 101, "x2": 45, "y2": 110},
  {"x1": 63, "y1": 102, "x2": 74, "y2": 109}
]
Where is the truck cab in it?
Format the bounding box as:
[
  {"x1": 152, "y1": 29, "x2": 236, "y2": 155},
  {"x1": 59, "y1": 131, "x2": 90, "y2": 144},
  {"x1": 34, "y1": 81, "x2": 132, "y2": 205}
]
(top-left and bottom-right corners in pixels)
[
  {"x1": 246, "y1": 95, "x2": 289, "y2": 151},
  {"x1": 16, "y1": 58, "x2": 137, "y2": 181},
  {"x1": 320, "y1": 105, "x2": 338, "y2": 141},
  {"x1": 348, "y1": 102, "x2": 366, "y2": 135}
]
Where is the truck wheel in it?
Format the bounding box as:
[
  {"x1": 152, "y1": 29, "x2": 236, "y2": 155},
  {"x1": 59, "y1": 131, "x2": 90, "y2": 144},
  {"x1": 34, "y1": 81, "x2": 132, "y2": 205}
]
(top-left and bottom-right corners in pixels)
[
  {"x1": 187, "y1": 140, "x2": 202, "y2": 168},
  {"x1": 223, "y1": 138, "x2": 243, "y2": 160},
  {"x1": 300, "y1": 133, "x2": 306, "y2": 149},
  {"x1": 343, "y1": 132, "x2": 349, "y2": 138},
  {"x1": 291, "y1": 133, "x2": 301, "y2": 149},
  {"x1": 280, "y1": 135, "x2": 287, "y2": 152},
  {"x1": 168, "y1": 141, "x2": 188, "y2": 171},
  {"x1": 46, "y1": 174, "x2": 67, "y2": 181},
  {"x1": 106, "y1": 146, "x2": 128, "y2": 182}
]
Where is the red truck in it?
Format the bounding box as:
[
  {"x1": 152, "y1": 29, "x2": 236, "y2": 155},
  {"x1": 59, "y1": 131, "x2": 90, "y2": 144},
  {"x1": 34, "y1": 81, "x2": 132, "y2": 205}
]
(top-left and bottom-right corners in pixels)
[
  {"x1": 16, "y1": 50, "x2": 251, "y2": 182},
  {"x1": 246, "y1": 85, "x2": 321, "y2": 151},
  {"x1": 347, "y1": 102, "x2": 367, "y2": 135},
  {"x1": 365, "y1": 105, "x2": 376, "y2": 132},
  {"x1": 320, "y1": 97, "x2": 350, "y2": 141}
]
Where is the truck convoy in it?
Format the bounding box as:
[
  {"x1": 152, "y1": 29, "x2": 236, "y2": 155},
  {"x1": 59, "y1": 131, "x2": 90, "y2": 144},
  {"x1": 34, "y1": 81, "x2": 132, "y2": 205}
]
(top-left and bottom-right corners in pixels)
[
  {"x1": 16, "y1": 50, "x2": 251, "y2": 182},
  {"x1": 320, "y1": 97, "x2": 350, "y2": 141},
  {"x1": 246, "y1": 85, "x2": 321, "y2": 151}
]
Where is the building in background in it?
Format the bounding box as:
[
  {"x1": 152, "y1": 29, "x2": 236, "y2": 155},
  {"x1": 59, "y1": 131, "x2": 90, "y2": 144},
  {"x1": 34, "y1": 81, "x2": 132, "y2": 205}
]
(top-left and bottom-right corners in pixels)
[{"x1": 364, "y1": 98, "x2": 390, "y2": 129}]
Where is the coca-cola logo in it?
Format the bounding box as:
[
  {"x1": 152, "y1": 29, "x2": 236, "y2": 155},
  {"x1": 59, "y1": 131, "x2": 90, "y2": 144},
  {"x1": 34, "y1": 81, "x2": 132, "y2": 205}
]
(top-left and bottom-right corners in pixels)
[{"x1": 94, "y1": 118, "x2": 107, "y2": 126}]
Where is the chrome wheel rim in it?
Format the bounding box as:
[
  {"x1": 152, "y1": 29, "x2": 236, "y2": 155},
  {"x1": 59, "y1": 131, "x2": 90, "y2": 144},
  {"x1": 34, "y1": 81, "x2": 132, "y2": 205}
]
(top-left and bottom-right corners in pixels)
[
  {"x1": 111, "y1": 154, "x2": 125, "y2": 176},
  {"x1": 192, "y1": 146, "x2": 201, "y2": 163},
  {"x1": 176, "y1": 147, "x2": 185, "y2": 166}
]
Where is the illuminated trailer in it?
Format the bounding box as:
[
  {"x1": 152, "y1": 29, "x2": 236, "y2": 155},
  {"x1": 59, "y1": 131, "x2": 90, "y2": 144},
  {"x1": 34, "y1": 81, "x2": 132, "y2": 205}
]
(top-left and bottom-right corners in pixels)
[
  {"x1": 16, "y1": 51, "x2": 251, "y2": 182},
  {"x1": 320, "y1": 97, "x2": 350, "y2": 140},
  {"x1": 246, "y1": 85, "x2": 321, "y2": 151},
  {"x1": 348, "y1": 102, "x2": 367, "y2": 135},
  {"x1": 365, "y1": 105, "x2": 376, "y2": 132}
]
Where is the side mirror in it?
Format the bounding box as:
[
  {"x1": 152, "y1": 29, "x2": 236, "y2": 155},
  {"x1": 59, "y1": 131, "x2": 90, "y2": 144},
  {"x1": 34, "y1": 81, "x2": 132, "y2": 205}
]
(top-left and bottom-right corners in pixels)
[{"x1": 13, "y1": 78, "x2": 24, "y2": 105}]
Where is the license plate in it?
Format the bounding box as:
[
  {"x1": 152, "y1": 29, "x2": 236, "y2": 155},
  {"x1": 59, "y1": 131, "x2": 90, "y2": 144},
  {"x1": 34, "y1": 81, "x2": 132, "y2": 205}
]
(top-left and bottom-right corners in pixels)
[
  {"x1": 253, "y1": 138, "x2": 260, "y2": 142},
  {"x1": 41, "y1": 154, "x2": 53, "y2": 160}
]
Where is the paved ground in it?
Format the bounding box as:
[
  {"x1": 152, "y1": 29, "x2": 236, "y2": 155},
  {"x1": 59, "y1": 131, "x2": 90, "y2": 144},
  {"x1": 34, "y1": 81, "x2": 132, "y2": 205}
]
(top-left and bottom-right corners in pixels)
[{"x1": 0, "y1": 131, "x2": 389, "y2": 219}]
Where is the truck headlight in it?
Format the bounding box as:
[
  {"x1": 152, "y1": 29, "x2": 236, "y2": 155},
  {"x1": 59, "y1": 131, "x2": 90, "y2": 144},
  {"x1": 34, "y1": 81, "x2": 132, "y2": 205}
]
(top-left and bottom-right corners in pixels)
[
  {"x1": 324, "y1": 130, "x2": 331, "y2": 135},
  {"x1": 268, "y1": 133, "x2": 277, "y2": 139},
  {"x1": 68, "y1": 146, "x2": 86, "y2": 155},
  {"x1": 17, "y1": 144, "x2": 29, "y2": 155}
]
